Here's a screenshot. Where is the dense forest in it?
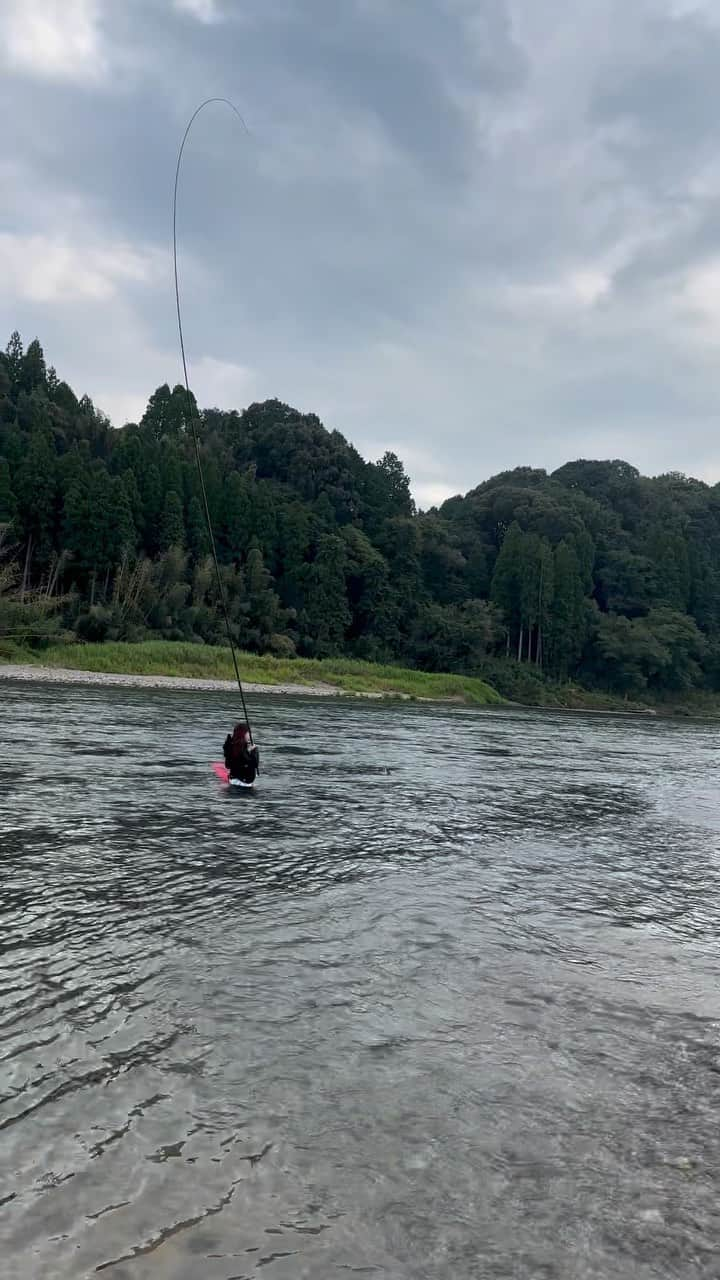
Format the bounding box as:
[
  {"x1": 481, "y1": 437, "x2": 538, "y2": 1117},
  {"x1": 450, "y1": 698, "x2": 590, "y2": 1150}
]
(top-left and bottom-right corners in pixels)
[{"x1": 1, "y1": 329, "x2": 719, "y2": 701}]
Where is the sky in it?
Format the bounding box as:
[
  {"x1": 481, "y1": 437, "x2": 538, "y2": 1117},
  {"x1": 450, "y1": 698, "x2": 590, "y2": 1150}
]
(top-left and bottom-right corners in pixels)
[{"x1": 3, "y1": 0, "x2": 720, "y2": 507}]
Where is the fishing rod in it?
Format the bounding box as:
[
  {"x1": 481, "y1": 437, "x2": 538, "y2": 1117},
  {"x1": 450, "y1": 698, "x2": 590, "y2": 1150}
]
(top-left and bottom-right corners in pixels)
[{"x1": 172, "y1": 98, "x2": 254, "y2": 740}]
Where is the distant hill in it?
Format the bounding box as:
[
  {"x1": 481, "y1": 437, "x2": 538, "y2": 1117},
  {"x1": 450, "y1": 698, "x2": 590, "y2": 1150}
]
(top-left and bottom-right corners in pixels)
[{"x1": 1, "y1": 329, "x2": 718, "y2": 701}]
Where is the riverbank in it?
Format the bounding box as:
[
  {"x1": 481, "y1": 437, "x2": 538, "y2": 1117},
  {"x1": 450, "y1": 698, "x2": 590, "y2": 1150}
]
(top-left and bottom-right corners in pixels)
[
  {"x1": 0, "y1": 641, "x2": 503, "y2": 705},
  {"x1": 2, "y1": 640, "x2": 717, "y2": 716},
  {"x1": 0, "y1": 663, "x2": 349, "y2": 698}
]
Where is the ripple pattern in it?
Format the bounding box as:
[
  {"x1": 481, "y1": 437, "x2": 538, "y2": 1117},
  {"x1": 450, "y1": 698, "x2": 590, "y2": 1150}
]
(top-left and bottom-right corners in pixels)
[{"x1": 2, "y1": 683, "x2": 720, "y2": 1278}]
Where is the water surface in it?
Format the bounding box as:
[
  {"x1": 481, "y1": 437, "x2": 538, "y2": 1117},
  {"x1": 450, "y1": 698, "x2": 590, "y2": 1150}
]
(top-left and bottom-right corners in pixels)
[{"x1": 2, "y1": 681, "x2": 720, "y2": 1278}]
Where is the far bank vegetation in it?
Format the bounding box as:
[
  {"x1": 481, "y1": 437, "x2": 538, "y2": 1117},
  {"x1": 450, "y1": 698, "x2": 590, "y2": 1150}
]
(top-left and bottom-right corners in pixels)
[{"x1": 1, "y1": 330, "x2": 717, "y2": 708}]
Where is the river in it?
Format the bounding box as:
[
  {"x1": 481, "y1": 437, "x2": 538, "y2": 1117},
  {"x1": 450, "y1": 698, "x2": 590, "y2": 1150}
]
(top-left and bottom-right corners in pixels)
[{"x1": 2, "y1": 680, "x2": 720, "y2": 1278}]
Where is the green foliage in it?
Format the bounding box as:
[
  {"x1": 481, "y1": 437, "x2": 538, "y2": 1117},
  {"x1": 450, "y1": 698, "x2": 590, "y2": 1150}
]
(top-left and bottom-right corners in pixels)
[
  {"x1": 140, "y1": 462, "x2": 163, "y2": 552},
  {"x1": 0, "y1": 538, "x2": 65, "y2": 646},
  {"x1": 0, "y1": 458, "x2": 16, "y2": 524},
  {"x1": 141, "y1": 383, "x2": 194, "y2": 439},
  {"x1": 547, "y1": 541, "x2": 586, "y2": 679},
  {"x1": 645, "y1": 525, "x2": 690, "y2": 612},
  {"x1": 63, "y1": 466, "x2": 133, "y2": 580},
  {"x1": 490, "y1": 522, "x2": 524, "y2": 647},
  {"x1": 15, "y1": 430, "x2": 56, "y2": 564},
  {"x1": 26, "y1": 639, "x2": 503, "y2": 704},
  {"x1": 159, "y1": 490, "x2": 185, "y2": 551},
  {"x1": 4, "y1": 327, "x2": 720, "y2": 702},
  {"x1": 298, "y1": 534, "x2": 351, "y2": 655},
  {"x1": 583, "y1": 608, "x2": 705, "y2": 694},
  {"x1": 244, "y1": 545, "x2": 285, "y2": 651},
  {"x1": 5, "y1": 331, "x2": 23, "y2": 390},
  {"x1": 409, "y1": 599, "x2": 503, "y2": 672},
  {"x1": 185, "y1": 494, "x2": 209, "y2": 562},
  {"x1": 20, "y1": 338, "x2": 47, "y2": 395}
]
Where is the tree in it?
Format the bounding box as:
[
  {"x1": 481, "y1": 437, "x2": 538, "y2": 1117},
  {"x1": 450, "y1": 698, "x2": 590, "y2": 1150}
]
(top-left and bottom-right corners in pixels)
[
  {"x1": 584, "y1": 608, "x2": 704, "y2": 695},
  {"x1": 377, "y1": 515, "x2": 425, "y2": 639},
  {"x1": 490, "y1": 522, "x2": 524, "y2": 655},
  {"x1": 298, "y1": 534, "x2": 350, "y2": 655},
  {"x1": 276, "y1": 502, "x2": 313, "y2": 602},
  {"x1": 595, "y1": 549, "x2": 657, "y2": 617},
  {"x1": 139, "y1": 462, "x2": 163, "y2": 554},
  {"x1": 20, "y1": 339, "x2": 47, "y2": 395},
  {"x1": 5, "y1": 331, "x2": 23, "y2": 390},
  {"x1": 587, "y1": 613, "x2": 664, "y2": 694},
  {"x1": 245, "y1": 545, "x2": 283, "y2": 649},
  {"x1": 142, "y1": 383, "x2": 193, "y2": 440},
  {"x1": 15, "y1": 431, "x2": 56, "y2": 583},
  {"x1": 54, "y1": 380, "x2": 79, "y2": 417},
  {"x1": 63, "y1": 470, "x2": 105, "y2": 581},
  {"x1": 159, "y1": 490, "x2": 185, "y2": 551},
  {"x1": 143, "y1": 547, "x2": 191, "y2": 634},
  {"x1": 409, "y1": 599, "x2": 502, "y2": 672},
  {"x1": 688, "y1": 541, "x2": 720, "y2": 633},
  {"x1": 420, "y1": 516, "x2": 467, "y2": 605},
  {"x1": 220, "y1": 472, "x2": 253, "y2": 560},
  {"x1": 465, "y1": 543, "x2": 490, "y2": 599},
  {"x1": 186, "y1": 495, "x2": 209, "y2": 562},
  {"x1": 342, "y1": 525, "x2": 394, "y2": 654},
  {"x1": 5, "y1": 325, "x2": 720, "y2": 703},
  {"x1": 141, "y1": 385, "x2": 172, "y2": 439},
  {"x1": 161, "y1": 444, "x2": 183, "y2": 498},
  {"x1": 169, "y1": 384, "x2": 195, "y2": 434},
  {"x1": 374, "y1": 451, "x2": 415, "y2": 517},
  {"x1": 121, "y1": 470, "x2": 144, "y2": 537},
  {"x1": 63, "y1": 478, "x2": 95, "y2": 576},
  {"x1": 533, "y1": 538, "x2": 554, "y2": 668},
  {"x1": 547, "y1": 541, "x2": 586, "y2": 679},
  {"x1": 643, "y1": 608, "x2": 705, "y2": 691},
  {"x1": 0, "y1": 355, "x2": 11, "y2": 424},
  {"x1": 645, "y1": 525, "x2": 690, "y2": 612},
  {"x1": 0, "y1": 459, "x2": 16, "y2": 525},
  {"x1": 551, "y1": 459, "x2": 642, "y2": 514},
  {"x1": 110, "y1": 477, "x2": 136, "y2": 557}
]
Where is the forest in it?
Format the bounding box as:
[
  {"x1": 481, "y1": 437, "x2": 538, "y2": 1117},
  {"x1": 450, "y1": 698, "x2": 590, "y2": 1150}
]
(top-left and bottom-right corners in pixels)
[{"x1": 1, "y1": 329, "x2": 719, "y2": 703}]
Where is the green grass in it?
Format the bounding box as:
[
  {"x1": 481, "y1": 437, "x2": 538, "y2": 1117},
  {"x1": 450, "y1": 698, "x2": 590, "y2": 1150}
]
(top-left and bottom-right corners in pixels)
[
  {"x1": 13, "y1": 638, "x2": 715, "y2": 716},
  {"x1": 10, "y1": 639, "x2": 504, "y2": 706},
  {"x1": 0, "y1": 639, "x2": 32, "y2": 663}
]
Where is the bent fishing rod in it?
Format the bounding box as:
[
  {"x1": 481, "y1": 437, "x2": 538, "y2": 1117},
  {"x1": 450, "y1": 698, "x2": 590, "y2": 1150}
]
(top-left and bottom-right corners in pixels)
[{"x1": 172, "y1": 97, "x2": 254, "y2": 739}]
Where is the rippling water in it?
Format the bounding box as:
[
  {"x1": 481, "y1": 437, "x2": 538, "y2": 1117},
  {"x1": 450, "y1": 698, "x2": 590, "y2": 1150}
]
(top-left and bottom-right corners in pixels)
[{"x1": 2, "y1": 680, "x2": 720, "y2": 1278}]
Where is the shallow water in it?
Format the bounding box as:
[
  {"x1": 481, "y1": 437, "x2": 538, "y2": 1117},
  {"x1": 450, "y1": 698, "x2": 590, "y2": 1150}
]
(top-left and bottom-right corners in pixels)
[{"x1": 2, "y1": 680, "x2": 720, "y2": 1278}]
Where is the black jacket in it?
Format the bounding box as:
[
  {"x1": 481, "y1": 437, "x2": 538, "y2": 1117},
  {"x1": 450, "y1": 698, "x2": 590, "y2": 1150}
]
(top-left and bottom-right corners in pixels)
[{"x1": 223, "y1": 735, "x2": 260, "y2": 783}]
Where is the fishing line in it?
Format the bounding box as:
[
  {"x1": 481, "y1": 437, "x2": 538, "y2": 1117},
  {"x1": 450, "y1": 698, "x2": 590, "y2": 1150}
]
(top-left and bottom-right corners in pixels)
[{"x1": 172, "y1": 97, "x2": 254, "y2": 738}]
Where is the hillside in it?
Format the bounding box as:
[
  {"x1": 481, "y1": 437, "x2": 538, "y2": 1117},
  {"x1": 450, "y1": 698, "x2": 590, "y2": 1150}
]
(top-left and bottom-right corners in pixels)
[{"x1": 1, "y1": 329, "x2": 719, "y2": 704}]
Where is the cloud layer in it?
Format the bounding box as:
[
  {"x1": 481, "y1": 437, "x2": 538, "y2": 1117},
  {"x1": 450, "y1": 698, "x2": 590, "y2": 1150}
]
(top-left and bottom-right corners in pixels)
[{"x1": 2, "y1": 0, "x2": 720, "y2": 504}]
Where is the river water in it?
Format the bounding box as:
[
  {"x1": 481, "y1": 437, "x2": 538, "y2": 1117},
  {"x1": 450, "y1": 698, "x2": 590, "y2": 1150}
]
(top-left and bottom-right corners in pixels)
[{"x1": 2, "y1": 681, "x2": 720, "y2": 1279}]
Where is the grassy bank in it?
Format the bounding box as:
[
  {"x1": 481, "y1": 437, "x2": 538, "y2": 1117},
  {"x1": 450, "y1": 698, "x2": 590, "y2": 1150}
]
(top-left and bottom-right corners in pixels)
[
  {"x1": 477, "y1": 658, "x2": 656, "y2": 714},
  {"x1": 5, "y1": 638, "x2": 718, "y2": 716},
  {"x1": 1, "y1": 639, "x2": 504, "y2": 705}
]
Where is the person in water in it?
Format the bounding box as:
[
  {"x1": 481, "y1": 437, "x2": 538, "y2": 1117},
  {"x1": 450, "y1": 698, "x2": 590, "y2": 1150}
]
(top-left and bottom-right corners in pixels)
[{"x1": 223, "y1": 722, "x2": 260, "y2": 785}]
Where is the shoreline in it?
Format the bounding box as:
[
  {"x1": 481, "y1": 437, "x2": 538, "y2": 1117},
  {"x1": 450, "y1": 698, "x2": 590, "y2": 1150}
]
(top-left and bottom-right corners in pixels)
[
  {"x1": 2, "y1": 660, "x2": 709, "y2": 718},
  {"x1": 0, "y1": 642, "x2": 502, "y2": 707},
  {"x1": 0, "y1": 663, "x2": 665, "y2": 718},
  {"x1": 0, "y1": 663, "x2": 353, "y2": 699}
]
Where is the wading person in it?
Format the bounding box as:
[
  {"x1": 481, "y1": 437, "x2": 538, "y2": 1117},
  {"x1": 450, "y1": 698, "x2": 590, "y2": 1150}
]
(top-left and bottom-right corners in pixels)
[{"x1": 223, "y1": 722, "x2": 260, "y2": 785}]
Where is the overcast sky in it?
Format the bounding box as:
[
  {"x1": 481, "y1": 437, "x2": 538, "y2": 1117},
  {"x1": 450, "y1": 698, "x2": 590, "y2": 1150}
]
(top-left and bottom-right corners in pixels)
[{"x1": 3, "y1": 0, "x2": 720, "y2": 505}]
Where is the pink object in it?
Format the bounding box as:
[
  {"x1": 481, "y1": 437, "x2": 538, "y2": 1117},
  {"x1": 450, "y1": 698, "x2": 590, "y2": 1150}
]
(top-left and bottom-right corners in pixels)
[{"x1": 212, "y1": 762, "x2": 229, "y2": 784}]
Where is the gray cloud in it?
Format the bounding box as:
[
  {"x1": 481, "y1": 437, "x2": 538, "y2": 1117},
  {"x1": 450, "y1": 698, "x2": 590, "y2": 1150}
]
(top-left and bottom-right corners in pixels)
[{"x1": 2, "y1": 0, "x2": 720, "y2": 506}]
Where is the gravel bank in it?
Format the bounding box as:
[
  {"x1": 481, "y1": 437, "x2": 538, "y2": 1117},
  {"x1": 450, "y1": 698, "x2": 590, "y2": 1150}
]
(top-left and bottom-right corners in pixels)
[{"x1": 0, "y1": 663, "x2": 345, "y2": 698}]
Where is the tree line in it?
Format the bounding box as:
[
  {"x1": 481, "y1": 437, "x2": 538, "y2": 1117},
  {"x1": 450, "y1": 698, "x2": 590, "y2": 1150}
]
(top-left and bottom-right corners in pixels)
[{"x1": 1, "y1": 330, "x2": 718, "y2": 700}]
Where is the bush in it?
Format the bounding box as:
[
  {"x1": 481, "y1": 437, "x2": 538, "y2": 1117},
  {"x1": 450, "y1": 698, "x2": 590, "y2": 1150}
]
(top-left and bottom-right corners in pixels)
[
  {"x1": 269, "y1": 632, "x2": 296, "y2": 657},
  {"x1": 476, "y1": 657, "x2": 551, "y2": 703},
  {"x1": 76, "y1": 606, "x2": 113, "y2": 643}
]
